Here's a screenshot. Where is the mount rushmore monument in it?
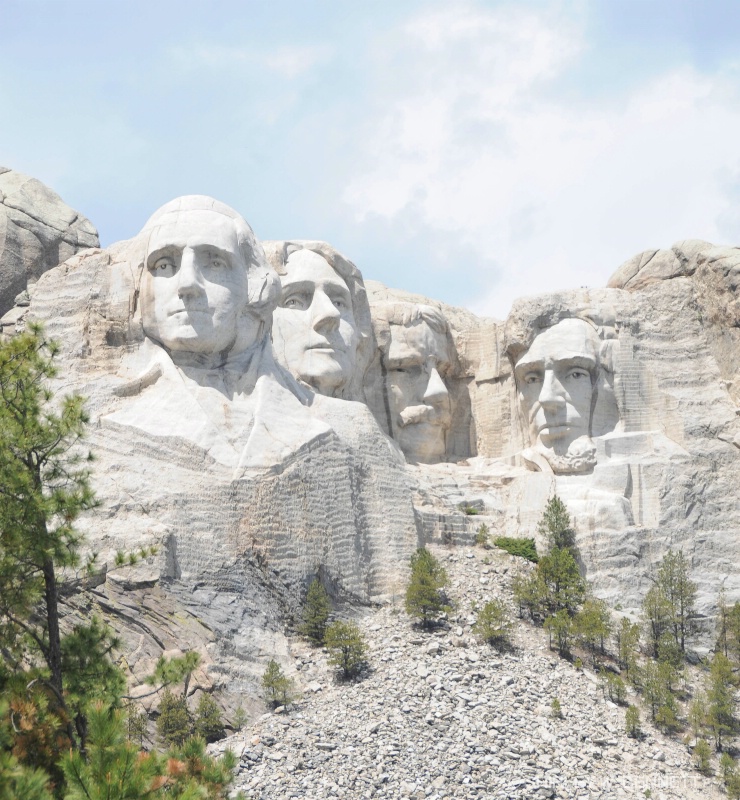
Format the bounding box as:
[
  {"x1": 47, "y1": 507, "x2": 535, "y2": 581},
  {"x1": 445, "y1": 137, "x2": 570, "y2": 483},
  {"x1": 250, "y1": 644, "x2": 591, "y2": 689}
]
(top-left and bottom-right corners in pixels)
[{"x1": 2, "y1": 167, "x2": 740, "y2": 700}]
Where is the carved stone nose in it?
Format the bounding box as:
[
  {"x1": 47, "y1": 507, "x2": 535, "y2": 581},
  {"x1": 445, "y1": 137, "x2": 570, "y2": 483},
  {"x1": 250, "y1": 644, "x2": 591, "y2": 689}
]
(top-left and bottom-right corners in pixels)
[
  {"x1": 176, "y1": 249, "x2": 203, "y2": 299},
  {"x1": 311, "y1": 290, "x2": 341, "y2": 332},
  {"x1": 538, "y1": 370, "x2": 565, "y2": 408},
  {"x1": 423, "y1": 367, "x2": 448, "y2": 404}
]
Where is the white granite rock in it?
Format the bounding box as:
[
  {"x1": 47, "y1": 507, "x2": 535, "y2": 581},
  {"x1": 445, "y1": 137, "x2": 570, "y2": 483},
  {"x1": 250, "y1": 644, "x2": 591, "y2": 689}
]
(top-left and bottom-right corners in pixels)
[{"x1": 0, "y1": 166, "x2": 98, "y2": 315}]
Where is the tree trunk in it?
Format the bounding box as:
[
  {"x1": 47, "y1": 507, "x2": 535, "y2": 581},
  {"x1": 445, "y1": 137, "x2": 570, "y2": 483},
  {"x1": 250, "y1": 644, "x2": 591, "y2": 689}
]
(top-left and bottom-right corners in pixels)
[{"x1": 43, "y1": 554, "x2": 63, "y2": 698}]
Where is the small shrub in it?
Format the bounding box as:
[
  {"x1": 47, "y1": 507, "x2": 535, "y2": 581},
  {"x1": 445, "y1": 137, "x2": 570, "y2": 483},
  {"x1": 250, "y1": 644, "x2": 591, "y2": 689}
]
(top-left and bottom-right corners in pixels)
[
  {"x1": 573, "y1": 657, "x2": 583, "y2": 671},
  {"x1": 551, "y1": 698, "x2": 562, "y2": 719},
  {"x1": 493, "y1": 537, "x2": 538, "y2": 563},
  {"x1": 261, "y1": 659, "x2": 294, "y2": 708},
  {"x1": 324, "y1": 621, "x2": 368, "y2": 679},
  {"x1": 473, "y1": 599, "x2": 513, "y2": 650},
  {"x1": 193, "y1": 693, "x2": 225, "y2": 743},
  {"x1": 233, "y1": 703, "x2": 248, "y2": 731},
  {"x1": 461, "y1": 505, "x2": 479, "y2": 516},
  {"x1": 125, "y1": 703, "x2": 148, "y2": 747},
  {"x1": 601, "y1": 670, "x2": 627, "y2": 705},
  {"x1": 693, "y1": 738, "x2": 712, "y2": 775},
  {"x1": 474, "y1": 523, "x2": 490, "y2": 548},
  {"x1": 625, "y1": 704, "x2": 641, "y2": 738},
  {"x1": 405, "y1": 547, "x2": 450, "y2": 628},
  {"x1": 157, "y1": 688, "x2": 192, "y2": 747},
  {"x1": 299, "y1": 578, "x2": 331, "y2": 646}
]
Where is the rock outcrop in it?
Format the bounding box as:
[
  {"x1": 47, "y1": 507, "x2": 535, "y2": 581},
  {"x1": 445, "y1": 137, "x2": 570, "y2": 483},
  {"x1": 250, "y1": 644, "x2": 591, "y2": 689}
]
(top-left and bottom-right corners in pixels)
[{"x1": 0, "y1": 167, "x2": 99, "y2": 316}]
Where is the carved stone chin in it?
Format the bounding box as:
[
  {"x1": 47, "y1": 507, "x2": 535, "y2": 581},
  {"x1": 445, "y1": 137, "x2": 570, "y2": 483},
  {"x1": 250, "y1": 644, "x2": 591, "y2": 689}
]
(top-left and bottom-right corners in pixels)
[{"x1": 523, "y1": 436, "x2": 597, "y2": 475}]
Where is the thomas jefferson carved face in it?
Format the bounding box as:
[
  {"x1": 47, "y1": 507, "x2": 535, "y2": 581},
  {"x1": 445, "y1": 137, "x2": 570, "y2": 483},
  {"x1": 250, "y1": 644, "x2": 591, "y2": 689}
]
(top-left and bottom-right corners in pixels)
[
  {"x1": 272, "y1": 249, "x2": 359, "y2": 396},
  {"x1": 514, "y1": 318, "x2": 600, "y2": 455},
  {"x1": 385, "y1": 318, "x2": 452, "y2": 463},
  {"x1": 141, "y1": 209, "x2": 252, "y2": 358}
]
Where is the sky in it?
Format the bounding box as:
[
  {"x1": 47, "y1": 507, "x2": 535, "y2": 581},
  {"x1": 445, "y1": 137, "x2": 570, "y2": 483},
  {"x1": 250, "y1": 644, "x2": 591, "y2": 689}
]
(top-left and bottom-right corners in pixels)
[{"x1": 3, "y1": 0, "x2": 740, "y2": 319}]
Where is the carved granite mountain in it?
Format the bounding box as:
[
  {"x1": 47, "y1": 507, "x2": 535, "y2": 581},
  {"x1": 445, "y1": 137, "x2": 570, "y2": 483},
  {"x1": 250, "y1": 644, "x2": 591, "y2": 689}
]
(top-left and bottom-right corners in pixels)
[
  {"x1": 0, "y1": 166, "x2": 99, "y2": 316},
  {"x1": 2, "y1": 174, "x2": 740, "y2": 711}
]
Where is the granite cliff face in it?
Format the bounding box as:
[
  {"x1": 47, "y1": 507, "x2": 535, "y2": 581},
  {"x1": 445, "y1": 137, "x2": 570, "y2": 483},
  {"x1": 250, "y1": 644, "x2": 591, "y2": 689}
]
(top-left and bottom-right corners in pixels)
[
  {"x1": 0, "y1": 167, "x2": 99, "y2": 317},
  {"x1": 1, "y1": 177, "x2": 739, "y2": 708}
]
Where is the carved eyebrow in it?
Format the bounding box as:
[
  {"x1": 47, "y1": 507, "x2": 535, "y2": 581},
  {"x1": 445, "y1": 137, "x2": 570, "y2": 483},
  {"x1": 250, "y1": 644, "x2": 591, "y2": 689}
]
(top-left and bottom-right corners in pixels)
[
  {"x1": 146, "y1": 245, "x2": 180, "y2": 267},
  {"x1": 280, "y1": 280, "x2": 314, "y2": 295}
]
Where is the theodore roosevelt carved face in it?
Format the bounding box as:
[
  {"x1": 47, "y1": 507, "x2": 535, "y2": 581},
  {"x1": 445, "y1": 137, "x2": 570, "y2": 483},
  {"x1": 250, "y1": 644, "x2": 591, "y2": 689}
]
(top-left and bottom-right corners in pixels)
[
  {"x1": 272, "y1": 249, "x2": 359, "y2": 397},
  {"x1": 377, "y1": 304, "x2": 452, "y2": 463},
  {"x1": 514, "y1": 317, "x2": 601, "y2": 470}
]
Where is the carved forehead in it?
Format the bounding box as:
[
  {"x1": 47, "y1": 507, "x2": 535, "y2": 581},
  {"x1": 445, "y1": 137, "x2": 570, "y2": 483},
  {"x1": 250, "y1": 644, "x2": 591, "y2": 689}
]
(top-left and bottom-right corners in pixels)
[
  {"x1": 145, "y1": 210, "x2": 241, "y2": 258},
  {"x1": 282, "y1": 249, "x2": 350, "y2": 291},
  {"x1": 516, "y1": 318, "x2": 600, "y2": 369},
  {"x1": 387, "y1": 320, "x2": 450, "y2": 365}
]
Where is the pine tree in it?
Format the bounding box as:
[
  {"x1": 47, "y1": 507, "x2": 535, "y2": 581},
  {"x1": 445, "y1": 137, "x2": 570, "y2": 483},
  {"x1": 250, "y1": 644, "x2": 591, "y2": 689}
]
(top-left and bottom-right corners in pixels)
[
  {"x1": 261, "y1": 660, "x2": 294, "y2": 708},
  {"x1": 625, "y1": 704, "x2": 641, "y2": 738},
  {"x1": 404, "y1": 548, "x2": 449, "y2": 628},
  {"x1": 0, "y1": 326, "x2": 125, "y2": 756},
  {"x1": 656, "y1": 549, "x2": 698, "y2": 653},
  {"x1": 538, "y1": 495, "x2": 575, "y2": 552},
  {"x1": 642, "y1": 583, "x2": 672, "y2": 658},
  {"x1": 299, "y1": 578, "x2": 331, "y2": 646},
  {"x1": 693, "y1": 738, "x2": 712, "y2": 775},
  {"x1": 575, "y1": 597, "x2": 612, "y2": 666},
  {"x1": 156, "y1": 689, "x2": 192, "y2": 748},
  {"x1": 324, "y1": 621, "x2": 368, "y2": 679},
  {"x1": 193, "y1": 693, "x2": 225, "y2": 743},
  {"x1": 537, "y1": 547, "x2": 585, "y2": 615},
  {"x1": 707, "y1": 652, "x2": 736, "y2": 751},
  {"x1": 544, "y1": 610, "x2": 573, "y2": 657},
  {"x1": 615, "y1": 617, "x2": 640, "y2": 677},
  {"x1": 473, "y1": 599, "x2": 513, "y2": 650}
]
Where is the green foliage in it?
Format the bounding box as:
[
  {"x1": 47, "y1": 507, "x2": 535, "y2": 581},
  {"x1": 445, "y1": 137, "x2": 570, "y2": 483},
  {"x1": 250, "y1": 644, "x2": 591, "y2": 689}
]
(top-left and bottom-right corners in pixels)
[
  {"x1": 641, "y1": 660, "x2": 671, "y2": 722},
  {"x1": 493, "y1": 536, "x2": 538, "y2": 563},
  {"x1": 537, "y1": 548, "x2": 586, "y2": 616},
  {"x1": 706, "y1": 652, "x2": 736, "y2": 751},
  {"x1": 642, "y1": 583, "x2": 672, "y2": 658},
  {"x1": 693, "y1": 738, "x2": 712, "y2": 775},
  {"x1": 615, "y1": 617, "x2": 640, "y2": 680},
  {"x1": 656, "y1": 549, "x2": 698, "y2": 653},
  {"x1": 405, "y1": 548, "x2": 450, "y2": 628},
  {"x1": 474, "y1": 523, "x2": 490, "y2": 548},
  {"x1": 146, "y1": 651, "x2": 201, "y2": 696},
  {"x1": 324, "y1": 620, "x2": 368, "y2": 679},
  {"x1": 193, "y1": 693, "x2": 225, "y2": 743},
  {"x1": 625, "y1": 704, "x2": 641, "y2": 738},
  {"x1": 473, "y1": 599, "x2": 513, "y2": 650},
  {"x1": 261, "y1": 660, "x2": 294, "y2": 708},
  {"x1": 544, "y1": 610, "x2": 573, "y2": 657},
  {"x1": 62, "y1": 703, "x2": 239, "y2": 799},
  {"x1": 538, "y1": 495, "x2": 575, "y2": 552},
  {"x1": 233, "y1": 704, "x2": 248, "y2": 731},
  {"x1": 0, "y1": 325, "x2": 106, "y2": 750},
  {"x1": 0, "y1": 699, "x2": 53, "y2": 800},
  {"x1": 125, "y1": 704, "x2": 148, "y2": 748},
  {"x1": 460, "y1": 505, "x2": 479, "y2": 515},
  {"x1": 156, "y1": 689, "x2": 192, "y2": 748},
  {"x1": 575, "y1": 597, "x2": 612, "y2": 666},
  {"x1": 722, "y1": 753, "x2": 740, "y2": 799},
  {"x1": 511, "y1": 569, "x2": 546, "y2": 620},
  {"x1": 550, "y1": 698, "x2": 562, "y2": 719},
  {"x1": 642, "y1": 549, "x2": 698, "y2": 658},
  {"x1": 600, "y1": 670, "x2": 626, "y2": 705},
  {"x1": 299, "y1": 578, "x2": 331, "y2": 646}
]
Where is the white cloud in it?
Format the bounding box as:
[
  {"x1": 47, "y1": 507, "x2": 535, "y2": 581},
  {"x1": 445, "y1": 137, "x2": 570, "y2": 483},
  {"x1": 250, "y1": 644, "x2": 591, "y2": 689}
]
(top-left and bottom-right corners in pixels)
[{"x1": 343, "y1": 3, "x2": 740, "y2": 318}]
